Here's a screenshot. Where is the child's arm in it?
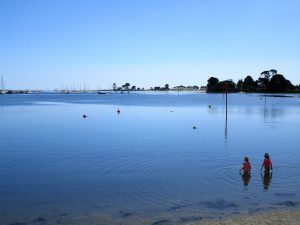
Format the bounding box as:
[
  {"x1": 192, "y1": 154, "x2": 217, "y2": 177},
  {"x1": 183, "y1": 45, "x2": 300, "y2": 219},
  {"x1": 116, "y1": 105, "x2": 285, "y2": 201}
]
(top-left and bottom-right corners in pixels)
[
  {"x1": 261, "y1": 161, "x2": 264, "y2": 171},
  {"x1": 270, "y1": 162, "x2": 273, "y2": 170},
  {"x1": 240, "y1": 164, "x2": 244, "y2": 172}
]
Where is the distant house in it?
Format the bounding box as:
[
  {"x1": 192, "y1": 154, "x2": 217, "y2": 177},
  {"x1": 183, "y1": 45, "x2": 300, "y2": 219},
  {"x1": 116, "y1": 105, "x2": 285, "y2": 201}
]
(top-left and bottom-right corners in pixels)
[
  {"x1": 200, "y1": 86, "x2": 207, "y2": 91},
  {"x1": 186, "y1": 86, "x2": 196, "y2": 90},
  {"x1": 172, "y1": 85, "x2": 186, "y2": 91}
]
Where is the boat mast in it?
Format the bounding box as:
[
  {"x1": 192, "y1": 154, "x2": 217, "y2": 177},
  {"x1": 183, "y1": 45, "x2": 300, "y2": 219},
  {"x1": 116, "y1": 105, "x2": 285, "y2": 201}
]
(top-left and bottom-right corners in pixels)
[{"x1": 1, "y1": 75, "x2": 5, "y2": 92}]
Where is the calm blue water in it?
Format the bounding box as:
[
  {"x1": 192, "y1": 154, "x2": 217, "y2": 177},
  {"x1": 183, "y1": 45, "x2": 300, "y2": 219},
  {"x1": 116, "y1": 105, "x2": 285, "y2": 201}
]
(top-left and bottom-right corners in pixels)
[{"x1": 0, "y1": 92, "x2": 300, "y2": 225}]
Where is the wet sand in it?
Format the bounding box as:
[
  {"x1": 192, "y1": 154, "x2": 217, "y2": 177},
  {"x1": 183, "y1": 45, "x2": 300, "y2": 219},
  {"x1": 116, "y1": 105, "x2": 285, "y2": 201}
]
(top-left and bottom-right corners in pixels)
[
  {"x1": 23, "y1": 209, "x2": 298, "y2": 225},
  {"x1": 199, "y1": 210, "x2": 300, "y2": 225}
]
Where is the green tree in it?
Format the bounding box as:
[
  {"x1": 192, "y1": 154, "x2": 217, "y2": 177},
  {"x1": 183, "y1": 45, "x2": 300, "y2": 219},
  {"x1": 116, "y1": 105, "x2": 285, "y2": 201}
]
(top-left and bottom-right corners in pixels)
[
  {"x1": 218, "y1": 80, "x2": 238, "y2": 92},
  {"x1": 237, "y1": 79, "x2": 243, "y2": 91},
  {"x1": 242, "y1": 75, "x2": 257, "y2": 91},
  {"x1": 268, "y1": 74, "x2": 295, "y2": 92},
  {"x1": 244, "y1": 76, "x2": 255, "y2": 86},
  {"x1": 258, "y1": 71, "x2": 271, "y2": 91},
  {"x1": 207, "y1": 77, "x2": 219, "y2": 92},
  {"x1": 122, "y1": 83, "x2": 130, "y2": 90},
  {"x1": 206, "y1": 78, "x2": 238, "y2": 93},
  {"x1": 112, "y1": 83, "x2": 117, "y2": 90},
  {"x1": 268, "y1": 74, "x2": 288, "y2": 92},
  {"x1": 269, "y1": 69, "x2": 277, "y2": 76},
  {"x1": 207, "y1": 77, "x2": 219, "y2": 86}
]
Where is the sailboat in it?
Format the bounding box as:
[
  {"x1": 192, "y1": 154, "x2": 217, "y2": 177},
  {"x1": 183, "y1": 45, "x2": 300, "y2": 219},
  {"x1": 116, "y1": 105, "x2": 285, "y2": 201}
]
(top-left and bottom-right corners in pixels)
[
  {"x1": 97, "y1": 84, "x2": 107, "y2": 94},
  {"x1": 1, "y1": 75, "x2": 5, "y2": 94}
]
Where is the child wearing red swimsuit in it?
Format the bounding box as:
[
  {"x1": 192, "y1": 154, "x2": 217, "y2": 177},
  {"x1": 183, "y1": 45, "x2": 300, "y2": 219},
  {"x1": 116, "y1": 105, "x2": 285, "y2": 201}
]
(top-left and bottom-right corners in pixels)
[
  {"x1": 240, "y1": 156, "x2": 251, "y2": 173},
  {"x1": 261, "y1": 153, "x2": 273, "y2": 172}
]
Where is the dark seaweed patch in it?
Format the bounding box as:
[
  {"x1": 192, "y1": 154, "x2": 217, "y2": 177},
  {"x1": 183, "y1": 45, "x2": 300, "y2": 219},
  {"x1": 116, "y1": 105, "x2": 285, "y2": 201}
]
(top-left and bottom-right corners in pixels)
[
  {"x1": 248, "y1": 208, "x2": 262, "y2": 214},
  {"x1": 274, "y1": 201, "x2": 298, "y2": 207},
  {"x1": 119, "y1": 210, "x2": 134, "y2": 218},
  {"x1": 32, "y1": 217, "x2": 46, "y2": 223},
  {"x1": 180, "y1": 216, "x2": 202, "y2": 222},
  {"x1": 122, "y1": 212, "x2": 134, "y2": 218},
  {"x1": 168, "y1": 204, "x2": 185, "y2": 211},
  {"x1": 152, "y1": 219, "x2": 170, "y2": 225},
  {"x1": 9, "y1": 223, "x2": 27, "y2": 225},
  {"x1": 275, "y1": 193, "x2": 296, "y2": 197},
  {"x1": 202, "y1": 199, "x2": 237, "y2": 209}
]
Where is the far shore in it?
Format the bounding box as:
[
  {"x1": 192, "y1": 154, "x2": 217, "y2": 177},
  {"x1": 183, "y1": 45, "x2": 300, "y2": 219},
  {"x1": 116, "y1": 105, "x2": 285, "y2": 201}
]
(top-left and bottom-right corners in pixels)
[{"x1": 1, "y1": 89, "x2": 300, "y2": 95}]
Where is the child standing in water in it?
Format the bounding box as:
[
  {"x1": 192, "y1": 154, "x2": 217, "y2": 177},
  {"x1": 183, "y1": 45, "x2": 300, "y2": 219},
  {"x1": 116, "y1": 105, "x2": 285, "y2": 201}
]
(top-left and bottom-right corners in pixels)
[
  {"x1": 240, "y1": 157, "x2": 251, "y2": 174},
  {"x1": 261, "y1": 153, "x2": 273, "y2": 172}
]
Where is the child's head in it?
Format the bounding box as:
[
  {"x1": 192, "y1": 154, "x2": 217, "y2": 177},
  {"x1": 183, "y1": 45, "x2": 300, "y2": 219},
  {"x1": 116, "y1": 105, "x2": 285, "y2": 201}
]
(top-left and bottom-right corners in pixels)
[
  {"x1": 264, "y1": 153, "x2": 270, "y2": 159},
  {"x1": 244, "y1": 156, "x2": 249, "y2": 162}
]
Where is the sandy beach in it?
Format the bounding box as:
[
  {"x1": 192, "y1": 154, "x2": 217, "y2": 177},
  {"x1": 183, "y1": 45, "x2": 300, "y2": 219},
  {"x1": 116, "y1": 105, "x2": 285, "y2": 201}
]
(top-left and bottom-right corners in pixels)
[
  {"x1": 35, "y1": 209, "x2": 298, "y2": 225},
  {"x1": 199, "y1": 210, "x2": 300, "y2": 225}
]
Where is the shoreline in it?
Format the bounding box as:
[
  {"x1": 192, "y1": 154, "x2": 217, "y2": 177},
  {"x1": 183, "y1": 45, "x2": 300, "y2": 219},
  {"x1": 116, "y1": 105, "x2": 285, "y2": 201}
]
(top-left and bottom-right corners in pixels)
[
  {"x1": 3, "y1": 209, "x2": 300, "y2": 225},
  {"x1": 29, "y1": 209, "x2": 299, "y2": 225},
  {"x1": 199, "y1": 210, "x2": 300, "y2": 225}
]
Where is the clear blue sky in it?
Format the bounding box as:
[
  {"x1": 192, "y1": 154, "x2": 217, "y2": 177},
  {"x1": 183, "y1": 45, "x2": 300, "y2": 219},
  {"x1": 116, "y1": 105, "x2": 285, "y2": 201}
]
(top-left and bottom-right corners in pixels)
[{"x1": 1, "y1": 0, "x2": 299, "y2": 90}]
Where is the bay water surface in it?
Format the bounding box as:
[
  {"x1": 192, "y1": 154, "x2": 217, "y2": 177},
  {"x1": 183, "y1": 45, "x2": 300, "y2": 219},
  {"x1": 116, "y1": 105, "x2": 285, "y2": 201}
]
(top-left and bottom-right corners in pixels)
[{"x1": 0, "y1": 92, "x2": 300, "y2": 224}]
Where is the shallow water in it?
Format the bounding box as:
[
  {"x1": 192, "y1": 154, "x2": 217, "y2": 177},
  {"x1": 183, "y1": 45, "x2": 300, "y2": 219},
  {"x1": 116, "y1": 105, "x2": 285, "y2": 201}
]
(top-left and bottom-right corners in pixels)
[{"x1": 0, "y1": 92, "x2": 300, "y2": 225}]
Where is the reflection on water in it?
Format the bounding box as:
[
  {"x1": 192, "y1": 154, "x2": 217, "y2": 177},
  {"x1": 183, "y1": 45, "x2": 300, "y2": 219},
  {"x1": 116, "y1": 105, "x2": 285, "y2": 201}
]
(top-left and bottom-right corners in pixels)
[
  {"x1": 241, "y1": 172, "x2": 251, "y2": 187},
  {"x1": 224, "y1": 118, "x2": 228, "y2": 141},
  {"x1": 0, "y1": 93, "x2": 300, "y2": 225},
  {"x1": 261, "y1": 172, "x2": 273, "y2": 191}
]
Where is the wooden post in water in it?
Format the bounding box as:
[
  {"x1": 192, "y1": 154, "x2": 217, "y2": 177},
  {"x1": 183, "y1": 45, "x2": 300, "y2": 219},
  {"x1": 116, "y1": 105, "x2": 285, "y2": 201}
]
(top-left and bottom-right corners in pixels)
[{"x1": 225, "y1": 81, "x2": 228, "y2": 120}]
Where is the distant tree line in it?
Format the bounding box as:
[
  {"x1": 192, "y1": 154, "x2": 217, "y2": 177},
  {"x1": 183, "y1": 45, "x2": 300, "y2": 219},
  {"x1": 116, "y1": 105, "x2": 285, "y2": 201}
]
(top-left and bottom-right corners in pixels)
[
  {"x1": 113, "y1": 83, "x2": 144, "y2": 91},
  {"x1": 150, "y1": 84, "x2": 199, "y2": 91},
  {"x1": 151, "y1": 84, "x2": 170, "y2": 91},
  {"x1": 207, "y1": 69, "x2": 299, "y2": 93},
  {"x1": 113, "y1": 83, "x2": 202, "y2": 91}
]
